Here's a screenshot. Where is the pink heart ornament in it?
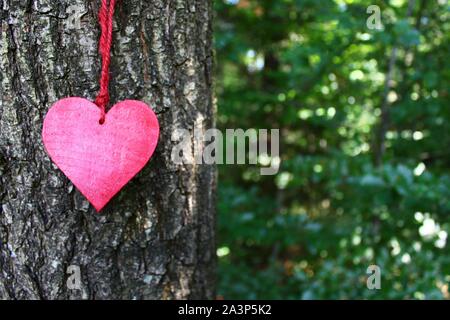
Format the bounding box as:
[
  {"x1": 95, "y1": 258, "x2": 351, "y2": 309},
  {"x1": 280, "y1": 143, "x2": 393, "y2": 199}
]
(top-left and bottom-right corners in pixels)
[{"x1": 42, "y1": 97, "x2": 159, "y2": 211}]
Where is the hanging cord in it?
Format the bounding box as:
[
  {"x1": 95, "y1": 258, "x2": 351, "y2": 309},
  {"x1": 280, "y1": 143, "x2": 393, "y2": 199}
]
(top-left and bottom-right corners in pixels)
[{"x1": 95, "y1": 0, "x2": 117, "y2": 123}]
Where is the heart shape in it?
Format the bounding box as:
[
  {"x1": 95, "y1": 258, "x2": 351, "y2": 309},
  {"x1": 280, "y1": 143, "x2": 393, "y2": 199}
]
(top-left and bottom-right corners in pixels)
[{"x1": 42, "y1": 97, "x2": 159, "y2": 211}]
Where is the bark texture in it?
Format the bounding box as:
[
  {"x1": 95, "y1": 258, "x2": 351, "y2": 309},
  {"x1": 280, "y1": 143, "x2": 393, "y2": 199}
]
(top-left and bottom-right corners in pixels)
[{"x1": 0, "y1": 0, "x2": 215, "y2": 299}]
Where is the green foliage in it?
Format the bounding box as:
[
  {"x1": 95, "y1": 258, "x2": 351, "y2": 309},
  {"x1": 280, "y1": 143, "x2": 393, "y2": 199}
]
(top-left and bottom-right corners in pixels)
[{"x1": 215, "y1": 0, "x2": 450, "y2": 299}]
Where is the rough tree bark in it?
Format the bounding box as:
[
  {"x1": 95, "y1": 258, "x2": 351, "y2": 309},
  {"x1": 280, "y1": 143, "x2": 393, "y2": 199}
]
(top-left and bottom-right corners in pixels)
[{"x1": 0, "y1": 0, "x2": 215, "y2": 299}]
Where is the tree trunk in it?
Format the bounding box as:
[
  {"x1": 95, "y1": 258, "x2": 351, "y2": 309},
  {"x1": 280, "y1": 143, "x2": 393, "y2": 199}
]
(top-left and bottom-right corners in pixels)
[{"x1": 0, "y1": 0, "x2": 215, "y2": 300}]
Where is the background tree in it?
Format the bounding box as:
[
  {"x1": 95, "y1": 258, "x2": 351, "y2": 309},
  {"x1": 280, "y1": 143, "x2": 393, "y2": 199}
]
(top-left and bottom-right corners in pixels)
[
  {"x1": 215, "y1": 0, "x2": 449, "y2": 299},
  {"x1": 0, "y1": 0, "x2": 215, "y2": 299}
]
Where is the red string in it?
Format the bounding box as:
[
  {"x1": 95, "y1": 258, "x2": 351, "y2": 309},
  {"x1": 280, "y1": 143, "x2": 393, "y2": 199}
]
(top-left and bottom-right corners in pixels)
[{"x1": 95, "y1": 0, "x2": 117, "y2": 123}]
